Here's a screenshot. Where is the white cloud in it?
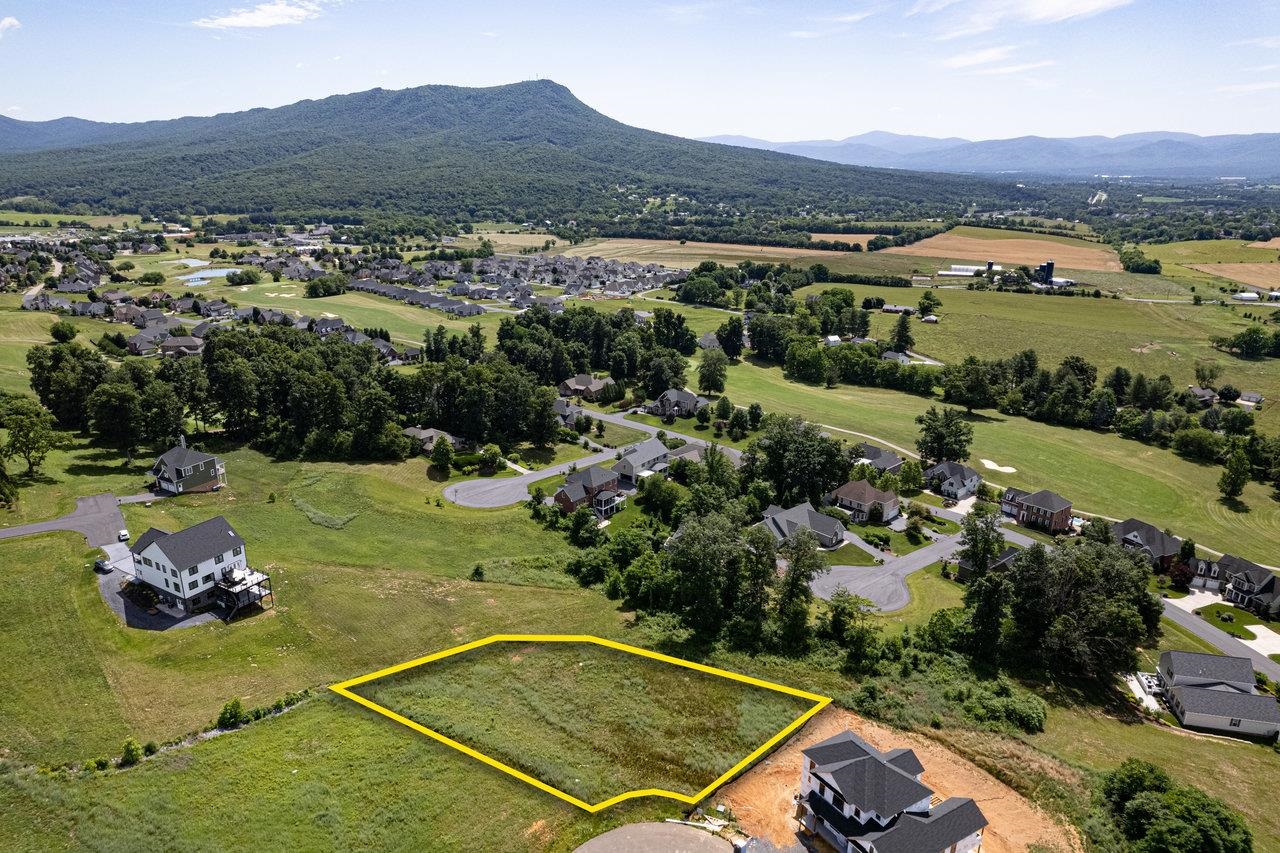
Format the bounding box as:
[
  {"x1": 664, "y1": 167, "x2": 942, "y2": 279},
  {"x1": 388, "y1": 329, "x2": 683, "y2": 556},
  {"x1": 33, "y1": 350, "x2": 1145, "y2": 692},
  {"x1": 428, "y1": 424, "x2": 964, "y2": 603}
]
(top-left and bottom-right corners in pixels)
[
  {"x1": 942, "y1": 44, "x2": 1015, "y2": 67},
  {"x1": 194, "y1": 1, "x2": 324, "y2": 30},
  {"x1": 1217, "y1": 80, "x2": 1280, "y2": 95},
  {"x1": 1237, "y1": 35, "x2": 1280, "y2": 49},
  {"x1": 0, "y1": 16, "x2": 21, "y2": 39},
  {"x1": 787, "y1": 9, "x2": 876, "y2": 38},
  {"x1": 916, "y1": 0, "x2": 1132, "y2": 39},
  {"x1": 830, "y1": 11, "x2": 875, "y2": 24},
  {"x1": 971, "y1": 59, "x2": 1055, "y2": 75}
]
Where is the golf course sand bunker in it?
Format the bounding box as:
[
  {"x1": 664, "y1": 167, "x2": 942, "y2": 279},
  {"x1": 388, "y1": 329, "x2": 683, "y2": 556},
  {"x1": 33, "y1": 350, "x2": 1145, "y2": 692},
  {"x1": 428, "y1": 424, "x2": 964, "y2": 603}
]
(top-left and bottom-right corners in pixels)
[{"x1": 981, "y1": 459, "x2": 1017, "y2": 473}]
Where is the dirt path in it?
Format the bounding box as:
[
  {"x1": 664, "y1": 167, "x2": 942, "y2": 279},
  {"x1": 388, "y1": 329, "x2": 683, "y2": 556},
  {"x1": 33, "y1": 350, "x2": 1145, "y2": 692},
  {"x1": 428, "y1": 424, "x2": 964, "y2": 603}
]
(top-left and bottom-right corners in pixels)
[{"x1": 717, "y1": 706, "x2": 1081, "y2": 853}]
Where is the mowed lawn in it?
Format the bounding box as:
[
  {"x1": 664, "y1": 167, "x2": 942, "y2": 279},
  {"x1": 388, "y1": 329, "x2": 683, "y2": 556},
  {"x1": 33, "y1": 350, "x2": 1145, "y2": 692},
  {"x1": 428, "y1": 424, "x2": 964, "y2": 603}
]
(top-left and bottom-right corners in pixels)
[
  {"x1": 722, "y1": 361, "x2": 1280, "y2": 564},
  {"x1": 795, "y1": 281, "x2": 1280, "y2": 433},
  {"x1": 348, "y1": 640, "x2": 819, "y2": 804},
  {"x1": 0, "y1": 301, "x2": 121, "y2": 397}
]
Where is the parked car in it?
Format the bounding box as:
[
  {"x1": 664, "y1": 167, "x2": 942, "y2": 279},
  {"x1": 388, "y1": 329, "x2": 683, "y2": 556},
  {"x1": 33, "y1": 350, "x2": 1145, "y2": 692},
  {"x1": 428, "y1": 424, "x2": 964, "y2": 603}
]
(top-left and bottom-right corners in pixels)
[
  {"x1": 93, "y1": 559, "x2": 111, "y2": 573},
  {"x1": 118, "y1": 529, "x2": 130, "y2": 541}
]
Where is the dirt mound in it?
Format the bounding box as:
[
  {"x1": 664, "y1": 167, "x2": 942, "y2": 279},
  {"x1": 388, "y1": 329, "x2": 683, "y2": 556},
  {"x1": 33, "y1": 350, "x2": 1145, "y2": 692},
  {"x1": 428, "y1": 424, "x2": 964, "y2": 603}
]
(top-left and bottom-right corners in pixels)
[{"x1": 717, "y1": 706, "x2": 1081, "y2": 853}]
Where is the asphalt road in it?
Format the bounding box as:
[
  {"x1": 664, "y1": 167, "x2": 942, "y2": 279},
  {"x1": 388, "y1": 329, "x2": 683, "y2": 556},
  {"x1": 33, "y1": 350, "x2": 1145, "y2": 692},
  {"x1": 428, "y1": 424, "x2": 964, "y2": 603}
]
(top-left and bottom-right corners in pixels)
[
  {"x1": 0, "y1": 493, "x2": 129, "y2": 548},
  {"x1": 443, "y1": 410, "x2": 740, "y2": 508}
]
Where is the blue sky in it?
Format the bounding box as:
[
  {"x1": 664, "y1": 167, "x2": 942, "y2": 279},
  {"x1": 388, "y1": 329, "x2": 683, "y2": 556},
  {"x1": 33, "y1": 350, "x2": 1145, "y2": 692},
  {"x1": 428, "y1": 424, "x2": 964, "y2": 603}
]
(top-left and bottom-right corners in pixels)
[{"x1": 0, "y1": 0, "x2": 1277, "y2": 139}]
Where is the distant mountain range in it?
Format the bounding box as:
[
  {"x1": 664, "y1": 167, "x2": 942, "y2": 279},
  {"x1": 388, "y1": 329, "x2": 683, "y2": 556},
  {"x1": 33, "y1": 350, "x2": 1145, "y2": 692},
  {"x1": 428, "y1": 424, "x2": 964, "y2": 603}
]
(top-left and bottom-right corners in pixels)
[
  {"x1": 0, "y1": 82, "x2": 1038, "y2": 220},
  {"x1": 699, "y1": 131, "x2": 1280, "y2": 179}
]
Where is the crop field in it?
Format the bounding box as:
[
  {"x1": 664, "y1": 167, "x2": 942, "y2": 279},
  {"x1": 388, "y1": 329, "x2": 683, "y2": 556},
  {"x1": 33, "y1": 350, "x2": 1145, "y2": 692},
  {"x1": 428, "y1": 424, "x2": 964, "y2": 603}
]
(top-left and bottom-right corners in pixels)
[
  {"x1": 1250, "y1": 237, "x2": 1280, "y2": 249},
  {"x1": 882, "y1": 225, "x2": 1122, "y2": 271},
  {"x1": 343, "y1": 639, "x2": 822, "y2": 806},
  {"x1": 720, "y1": 361, "x2": 1280, "y2": 564},
  {"x1": 805, "y1": 233, "x2": 883, "y2": 244},
  {"x1": 454, "y1": 230, "x2": 562, "y2": 253},
  {"x1": 1186, "y1": 263, "x2": 1280, "y2": 290},
  {"x1": 558, "y1": 237, "x2": 907, "y2": 270}
]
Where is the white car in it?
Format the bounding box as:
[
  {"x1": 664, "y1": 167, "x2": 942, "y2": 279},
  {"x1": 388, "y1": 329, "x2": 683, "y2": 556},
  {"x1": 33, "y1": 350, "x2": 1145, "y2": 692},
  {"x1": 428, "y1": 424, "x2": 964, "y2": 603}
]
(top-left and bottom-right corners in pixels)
[{"x1": 118, "y1": 529, "x2": 130, "y2": 542}]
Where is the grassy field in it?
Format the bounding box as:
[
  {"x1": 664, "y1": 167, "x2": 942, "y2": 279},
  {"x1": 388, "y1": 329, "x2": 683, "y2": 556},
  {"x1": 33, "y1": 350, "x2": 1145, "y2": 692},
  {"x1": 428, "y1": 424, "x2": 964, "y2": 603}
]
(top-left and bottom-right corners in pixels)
[
  {"x1": 1143, "y1": 239, "x2": 1280, "y2": 292},
  {"x1": 0, "y1": 433, "x2": 154, "y2": 525},
  {"x1": 825, "y1": 541, "x2": 878, "y2": 567},
  {"x1": 347, "y1": 640, "x2": 819, "y2": 804},
  {"x1": 0, "y1": 301, "x2": 121, "y2": 397},
  {"x1": 794, "y1": 280, "x2": 1280, "y2": 433},
  {"x1": 721, "y1": 360, "x2": 1280, "y2": 564}
]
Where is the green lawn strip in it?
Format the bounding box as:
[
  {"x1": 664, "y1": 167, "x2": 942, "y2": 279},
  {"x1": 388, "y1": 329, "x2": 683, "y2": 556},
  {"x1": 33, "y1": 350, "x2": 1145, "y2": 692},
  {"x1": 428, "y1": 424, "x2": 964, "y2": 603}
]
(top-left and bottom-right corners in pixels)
[
  {"x1": 0, "y1": 697, "x2": 678, "y2": 852},
  {"x1": 1147, "y1": 574, "x2": 1189, "y2": 599},
  {"x1": 848, "y1": 522, "x2": 927, "y2": 556},
  {"x1": 1194, "y1": 603, "x2": 1267, "y2": 641},
  {"x1": 872, "y1": 562, "x2": 964, "y2": 630},
  {"x1": 721, "y1": 361, "x2": 1280, "y2": 564},
  {"x1": 622, "y1": 412, "x2": 756, "y2": 451},
  {"x1": 1, "y1": 432, "x2": 155, "y2": 526},
  {"x1": 508, "y1": 439, "x2": 594, "y2": 471},
  {"x1": 825, "y1": 541, "x2": 878, "y2": 567},
  {"x1": 348, "y1": 641, "x2": 817, "y2": 804},
  {"x1": 592, "y1": 419, "x2": 648, "y2": 449},
  {"x1": 1136, "y1": 616, "x2": 1222, "y2": 672}
]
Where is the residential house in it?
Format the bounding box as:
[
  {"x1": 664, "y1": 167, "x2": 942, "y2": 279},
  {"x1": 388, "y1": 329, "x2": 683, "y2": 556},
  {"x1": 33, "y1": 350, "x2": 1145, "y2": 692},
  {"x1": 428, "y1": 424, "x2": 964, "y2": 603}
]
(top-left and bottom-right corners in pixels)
[
  {"x1": 956, "y1": 545, "x2": 1018, "y2": 582},
  {"x1": 159, "y1": 335, "x2": 205, "y2": 358},
  {"x1": 698, "y1": 330, "x2": 722, "y2": 350},
  {"x1": 1157, "y1": 651, "x2": 1280, "y2": 738},
  {"x1": 1187, "y1": 386, "x2": 1217, "y2": 408},
  {"x1": 826, "y1": 480, "x2": 899, "y2": 523},
  {"x1": 854, "y1": 443, "x2": 903, "y2": 475},
  {"x1": 923, "y1": 461, "x2": 980, "y2": 499},
  {"x1": 1113, "y1": 518, "x2": 1181, "y2": 570},
  {"x1": 1219, "y1": 555, "x2": 1280, "y2": 617},
  {"x1": 761, "y1": 502, "x2": 845, "y2": 548},
  {"x1": 129, "y1": 516, "x2": 272, "y2": 618},
  {"x1": 1240, "y1": 391, "x2": 1264, "y2": 409},
  {"x1": 149, "y1": 436, "x2": 226, "y2": 495},
  {"x1": 645, "y1": 388, "x2": 709, "y2": 418},
  {"x1": 881, "y1": 351, "x2": 912, "y2": 365},
  {"x1": 126, "y1": 327, "x2": 169, "y2": 356},
  {"x1": 553, "y1": 467, "x2": 623, "y2": 517},
  {"x1": 798, "y1": 729, "x2": 987, "y2": 853},
  {"x1": 558, "y1": 373, "x2": 616, "y2": 401},
  {"x1": 1001, "y1": 487, "x2": 1073, "y2": 534},
  {"x1": 402, "y1": 427, "x2": 465, "y2": 452},
  {"x1": 666, "y1": 442, "x2": 743, "y2": 469},
  {"x1": 612, "y1": 437, "x2": 670, "y2": 483},
  {"x1": 553, "y1": 398, "x2": 584, "y2": 429}
]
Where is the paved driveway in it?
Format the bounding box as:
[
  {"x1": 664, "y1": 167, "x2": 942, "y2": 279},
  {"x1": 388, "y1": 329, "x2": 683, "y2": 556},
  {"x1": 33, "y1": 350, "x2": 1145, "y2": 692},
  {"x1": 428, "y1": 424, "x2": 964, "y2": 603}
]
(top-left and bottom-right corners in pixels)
[
  {"x1": 814, "y1": 533, "x2": 963, "y2": 610},
  {"x1": 1162, "y1": 601, "x2": 1280, "y2": 682},
  {"x1": 0, "y1": 493, "x2": 128, "y2": 548}
]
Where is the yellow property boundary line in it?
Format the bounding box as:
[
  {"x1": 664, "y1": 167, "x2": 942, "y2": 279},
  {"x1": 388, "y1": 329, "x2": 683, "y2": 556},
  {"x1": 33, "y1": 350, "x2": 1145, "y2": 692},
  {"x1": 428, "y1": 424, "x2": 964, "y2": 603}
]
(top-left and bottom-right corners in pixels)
[{"x1": 330, "y1": 633, "x2": 832, "y2": 812}]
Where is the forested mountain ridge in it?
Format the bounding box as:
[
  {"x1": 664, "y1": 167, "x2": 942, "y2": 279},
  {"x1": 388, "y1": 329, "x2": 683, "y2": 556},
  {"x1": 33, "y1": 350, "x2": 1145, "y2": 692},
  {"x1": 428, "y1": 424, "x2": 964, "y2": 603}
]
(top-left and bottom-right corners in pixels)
[{"x1": 0, "y1": 80, "x2": 1039, "y2": 221}]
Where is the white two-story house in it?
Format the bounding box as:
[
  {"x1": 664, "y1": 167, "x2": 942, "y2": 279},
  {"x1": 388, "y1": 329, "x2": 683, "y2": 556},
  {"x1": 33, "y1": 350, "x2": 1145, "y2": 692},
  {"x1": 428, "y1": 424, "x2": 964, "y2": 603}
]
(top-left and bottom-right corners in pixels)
[
  {"x1": 129, "y1": 515, "x2": 270, "y2": 617},
  {"x1": 798, "y1": 730, "x2": 987, "y2": 853}
]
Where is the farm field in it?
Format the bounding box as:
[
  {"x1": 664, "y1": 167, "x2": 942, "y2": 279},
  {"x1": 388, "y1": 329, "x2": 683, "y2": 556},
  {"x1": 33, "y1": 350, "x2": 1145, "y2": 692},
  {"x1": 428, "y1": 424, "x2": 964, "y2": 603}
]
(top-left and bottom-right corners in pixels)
[
  {"x1": 805, "y1": 233, "x2": 883, "y2": 244},
  {"x1": 882, "y1": 225, "x2": 1121, "y2": 271},
  {"x1": 345, "y1": 639, "x2": 820, "y2": 805},
  {"x1": 1250, "y1": 237, "x2": 1280, "y2": 249},
  {"x1": 1186, "y1": 262, "x2": 1280, "y2": 291},
  {"x1": 720, "y1": 360, "x2": 1280, "y2": 564},
  {"x1": 797, "y1": 281, "x2": 1280, "y2": 430},
  {"x1": 454, "y1": 229, "x2": 562, "y2": 253},
  {"x1": 558, "y1": 237, "x2": 922, "y2": 270}
]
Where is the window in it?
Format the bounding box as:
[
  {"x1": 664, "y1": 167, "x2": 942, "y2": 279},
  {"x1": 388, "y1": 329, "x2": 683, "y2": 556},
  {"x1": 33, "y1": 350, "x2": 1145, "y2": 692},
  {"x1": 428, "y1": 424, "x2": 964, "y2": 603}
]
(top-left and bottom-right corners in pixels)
[
  {"x1": 170, "y1": 568, "x2": 178, "y2": 578},
  {"x1": 142, "y1": 557, "x2": 152, "y2": 567},
  {"x1": 188, "y1": 580, "x2": 198, "y2": 591},
  {"x1": 187, "y1": 566, "x2": 197, "y2": 576},
  {"x1": 215, "y1": 554, "x2": 225, "y2": 565},
  {"x1": 162, "y1": 578, "x2": 169, "y2": 589},
  {"x1": 202, "y1": 574, "x2": 214, "y2": 585},
  {"x1": 1230, "y1": 718, "x2": 1242, "y2": 727},
  {"x1": 233, "y1": 546, "x2": 243, "y2": 557}
]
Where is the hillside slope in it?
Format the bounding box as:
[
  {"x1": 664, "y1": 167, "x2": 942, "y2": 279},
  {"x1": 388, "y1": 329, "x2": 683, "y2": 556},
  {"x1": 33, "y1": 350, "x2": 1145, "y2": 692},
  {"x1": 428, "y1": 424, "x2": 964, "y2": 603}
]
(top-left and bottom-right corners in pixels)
[{"x1": 0, "y1": 81, "x2": 1036, "y2": 220}]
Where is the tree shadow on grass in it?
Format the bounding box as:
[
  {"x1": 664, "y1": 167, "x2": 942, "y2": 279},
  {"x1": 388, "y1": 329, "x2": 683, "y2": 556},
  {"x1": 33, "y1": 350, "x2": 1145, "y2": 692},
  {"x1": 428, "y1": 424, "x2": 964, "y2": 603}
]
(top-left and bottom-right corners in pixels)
[{"x1": 1218, "y1": 496, "x2": 1251, "y2": 514}]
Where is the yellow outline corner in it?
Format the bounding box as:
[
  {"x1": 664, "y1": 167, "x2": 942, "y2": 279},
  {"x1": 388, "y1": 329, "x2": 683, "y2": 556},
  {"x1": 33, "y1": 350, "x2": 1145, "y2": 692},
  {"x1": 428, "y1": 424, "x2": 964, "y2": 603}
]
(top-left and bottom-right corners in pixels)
[{"x1": 329, "y1": 634, "x2": 831, "y2": 812}]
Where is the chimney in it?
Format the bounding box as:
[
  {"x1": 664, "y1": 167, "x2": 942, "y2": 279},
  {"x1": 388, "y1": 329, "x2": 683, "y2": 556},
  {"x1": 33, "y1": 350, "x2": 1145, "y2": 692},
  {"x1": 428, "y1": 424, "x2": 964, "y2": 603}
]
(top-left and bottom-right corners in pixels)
[{"x1": 179, "y1": 434, "x2": 186, "y2": 449}]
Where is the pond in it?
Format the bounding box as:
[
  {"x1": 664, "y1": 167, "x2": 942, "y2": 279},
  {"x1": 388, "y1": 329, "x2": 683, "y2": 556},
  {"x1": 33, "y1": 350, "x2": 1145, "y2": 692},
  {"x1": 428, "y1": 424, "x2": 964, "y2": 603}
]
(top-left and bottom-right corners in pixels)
[{"x1": 178, "y1": 268, "x2": 238, "y2": 283}]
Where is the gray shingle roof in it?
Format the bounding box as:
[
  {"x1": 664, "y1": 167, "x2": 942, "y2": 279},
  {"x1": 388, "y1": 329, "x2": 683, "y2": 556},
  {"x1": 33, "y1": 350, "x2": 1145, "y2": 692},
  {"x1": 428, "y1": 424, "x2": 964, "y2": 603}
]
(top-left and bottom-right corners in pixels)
[
  {"x1": 806, "y1": 732, "x2": 932, "y2": 817},
  {"x1": 1113, "y1": 518, "x2": 1181, "y2": 559},
  {"x1": 1160, "y1": 651, "x2": 1255, "y2": 686},
  {"x1": 865, "y1": 796, "x2": 988, "y2": 853},
  {"x1": 762, "y1": 502, "x2": 845, "y2": 543},
  {"x1": 151, "y1": 444, "x2": 217, "y2": 480},
  {"x1": 566, "y1": 466, "x2": 617, "y2": 490},
  {"x1": 131, "y1": 516, "x2": 243, "y2": 570},
  {"x1": 1019, "y1": 489, "x2": 1072, "y2": 513},
  {"x1": 1171, "y1": 686, "x2": 1280, "y2": 724}
]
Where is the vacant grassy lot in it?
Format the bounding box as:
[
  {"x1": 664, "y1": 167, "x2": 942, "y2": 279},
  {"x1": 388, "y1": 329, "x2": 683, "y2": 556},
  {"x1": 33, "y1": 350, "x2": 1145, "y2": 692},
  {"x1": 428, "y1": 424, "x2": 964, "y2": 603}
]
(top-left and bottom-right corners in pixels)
[
  {"x1": 0, "y1": 433, "x2": 153, "y2": 525},
  {"x1": 874, "y1": 563, "x2": 964, "y2": 630},
  {"x1": 883, "y1": 225, "x2": 1121, "y2": 271},
  {"x1": 347, "y1": 640, "x2": 819, "y2": 805},
  {"x1": 559, "y1": 237, "x2": 898, "y2": 270},
  {"x1": 721, "y1": 361, "x2": 1280, "y2": 564},
  {"x1": 0, "y1": 302, "x2": 120, "y2": 397}
]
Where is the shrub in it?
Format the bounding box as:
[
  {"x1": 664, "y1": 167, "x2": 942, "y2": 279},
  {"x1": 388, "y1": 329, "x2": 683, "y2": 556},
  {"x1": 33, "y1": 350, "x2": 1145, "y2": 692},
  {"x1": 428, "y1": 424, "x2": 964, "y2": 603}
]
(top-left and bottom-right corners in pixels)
[
  {"x1": 118, "y1": 737, "x2": 143, "y2": 768},
  {"x1": 216, "y1": 697, "x2": 247, "y2": 730},
  {"x1": 142, "y1": 741, "x2": 158, "y2": 756},
  {"x1": 92, "y1": 756, "x2": 110, "y2": 771}
]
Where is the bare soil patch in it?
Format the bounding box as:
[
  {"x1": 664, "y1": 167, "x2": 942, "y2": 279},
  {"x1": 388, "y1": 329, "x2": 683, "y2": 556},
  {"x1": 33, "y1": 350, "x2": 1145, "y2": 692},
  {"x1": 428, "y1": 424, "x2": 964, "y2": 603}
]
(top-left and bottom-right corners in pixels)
[
  {"x1": 717, "y1": 706, "x2": 1080, "y2": 853},
  {"x1": 1247, "y1": 238, "x2": 1280, "y2": 249},
  {"x1": 885, "y1": 233, "x2": 1121, "y2": 271},
  {"x1": 807, "y1": 233, "x2": 883, "y2": 245},
  {"x1": 1187, "y1": 263, "x2": 1280, "y2": 290}
]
